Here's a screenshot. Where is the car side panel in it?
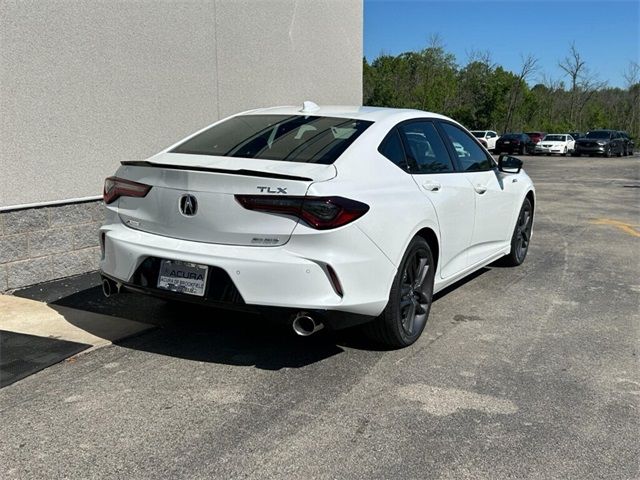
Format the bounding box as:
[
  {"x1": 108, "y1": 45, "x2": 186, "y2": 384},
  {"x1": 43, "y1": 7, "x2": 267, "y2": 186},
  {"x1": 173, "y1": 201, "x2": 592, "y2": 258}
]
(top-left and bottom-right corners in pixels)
[
  {"x1": 463, "y1": 169, "x2": 524, "y2": 264},
  {"x1": 308, "y1": 153, "x2": 439, "y2": 268}
]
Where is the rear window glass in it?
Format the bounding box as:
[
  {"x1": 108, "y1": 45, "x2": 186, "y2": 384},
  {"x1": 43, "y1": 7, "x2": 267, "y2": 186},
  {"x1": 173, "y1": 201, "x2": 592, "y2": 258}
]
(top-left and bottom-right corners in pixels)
[
  {"x1": 172, "y1": 115, "x2": 373, "y2": 164},
  {"x1": 585, "y1": 131, "x2": 611, "y2": 139}
]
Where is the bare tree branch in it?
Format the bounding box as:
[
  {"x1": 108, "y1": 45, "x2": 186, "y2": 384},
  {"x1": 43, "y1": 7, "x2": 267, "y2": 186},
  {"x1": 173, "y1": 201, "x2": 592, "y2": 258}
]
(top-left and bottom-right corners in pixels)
[
  {"x1": 623, "y1": 61, "x2": 640, "y2": 87},
  {"x1": 503, "y1": 54, "x2": 538, "y2": 132}
]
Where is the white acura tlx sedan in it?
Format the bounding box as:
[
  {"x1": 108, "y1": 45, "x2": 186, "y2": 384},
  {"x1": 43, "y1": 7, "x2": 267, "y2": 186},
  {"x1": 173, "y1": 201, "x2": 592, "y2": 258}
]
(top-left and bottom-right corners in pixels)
[{"x1": 100, "y1": 103, "x2": 535, "y2": 348}]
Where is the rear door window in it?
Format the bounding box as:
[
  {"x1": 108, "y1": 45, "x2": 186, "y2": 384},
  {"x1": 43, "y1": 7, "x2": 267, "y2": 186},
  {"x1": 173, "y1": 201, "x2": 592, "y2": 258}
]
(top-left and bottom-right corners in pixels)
[
  {"x1": 172, "y1": 115, "x2": 373, "y2": 164},
  {"x1": 398, "y1": 121, "x2": 454, "y2": 174},
  {"x1": 378, "y1": 128, "x2": 409, "y2": 170}
]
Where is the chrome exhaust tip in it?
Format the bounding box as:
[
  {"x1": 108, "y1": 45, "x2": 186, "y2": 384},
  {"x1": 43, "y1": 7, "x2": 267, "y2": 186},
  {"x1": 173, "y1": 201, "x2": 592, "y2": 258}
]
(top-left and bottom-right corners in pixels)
[
  {"x1": 101, "y1": 278, "x2": 120, "y2": 298},
  {"x1": 101, "y1": 278, "x2": 112, "y2": 298},
  {"x1": 292, "y1": 312, "x2": 324, "y2": 337}
]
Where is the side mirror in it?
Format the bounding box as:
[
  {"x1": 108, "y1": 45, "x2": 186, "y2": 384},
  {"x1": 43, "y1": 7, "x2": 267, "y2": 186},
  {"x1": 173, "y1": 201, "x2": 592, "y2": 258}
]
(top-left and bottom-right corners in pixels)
[{"x1": 498, "y1": 154, "x2": 523, "y2": 173}]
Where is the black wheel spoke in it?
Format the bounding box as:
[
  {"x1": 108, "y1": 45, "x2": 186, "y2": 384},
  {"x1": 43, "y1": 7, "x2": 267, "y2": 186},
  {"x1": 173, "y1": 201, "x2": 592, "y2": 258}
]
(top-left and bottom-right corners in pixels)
[
  {"x1": 403, "y1": 302, "x2": 416, "y2": 334},
  {"x1": 400, "y1": 298, "x2": 413, "y2": 310},
  {"x1": 398, "y1": 248, "x2": 434, "y2": 338},
  {"x1": 414, "y1": 257, "x2": 429, "y2": 289}
]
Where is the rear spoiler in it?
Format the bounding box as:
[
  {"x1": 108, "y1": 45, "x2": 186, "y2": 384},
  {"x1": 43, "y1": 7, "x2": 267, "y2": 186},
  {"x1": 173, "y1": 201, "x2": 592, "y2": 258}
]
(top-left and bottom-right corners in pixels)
[{"x1": 120, "y1": 160, "x2": 313, "y2": 182}]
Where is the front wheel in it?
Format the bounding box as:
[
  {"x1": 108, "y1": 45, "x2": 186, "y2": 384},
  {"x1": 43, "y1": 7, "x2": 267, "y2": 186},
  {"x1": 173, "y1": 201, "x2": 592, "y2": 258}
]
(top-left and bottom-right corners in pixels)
[
  {"x1": 365, "y1": 237, "x2": 435, "y2": 348},
  {"x1": 498, "y1": 198, "x2": 533, "y2": 267},
  {"x1": 562, "y1": 146, "x2": 567, "y2": 156}
]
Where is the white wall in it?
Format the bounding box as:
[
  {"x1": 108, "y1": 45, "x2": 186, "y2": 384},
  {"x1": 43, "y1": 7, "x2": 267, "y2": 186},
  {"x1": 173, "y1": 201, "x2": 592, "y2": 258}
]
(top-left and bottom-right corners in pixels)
[{"x1": 0, "y1": 0, "x2": 363, "y2": 208}]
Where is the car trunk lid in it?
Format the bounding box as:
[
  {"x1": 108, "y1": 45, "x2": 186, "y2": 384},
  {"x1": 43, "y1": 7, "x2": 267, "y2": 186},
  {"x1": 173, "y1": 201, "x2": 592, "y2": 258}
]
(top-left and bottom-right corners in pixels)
[{"x1": 114, "y1": 152, "x2": 336, "y2": 246}]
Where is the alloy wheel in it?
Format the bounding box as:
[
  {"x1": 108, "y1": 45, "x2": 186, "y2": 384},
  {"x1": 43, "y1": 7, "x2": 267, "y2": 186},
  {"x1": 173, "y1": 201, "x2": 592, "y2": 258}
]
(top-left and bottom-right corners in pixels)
[
  {"x1": 515, "y1": 202, "x2": 532, "y2": 262},
  {"x1": 399, "y1": 250, "x2": 432, "y2": 337}
]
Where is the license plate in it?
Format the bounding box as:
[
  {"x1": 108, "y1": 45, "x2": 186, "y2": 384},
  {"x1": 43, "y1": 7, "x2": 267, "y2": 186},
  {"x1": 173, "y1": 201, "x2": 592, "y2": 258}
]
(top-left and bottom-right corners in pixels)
[
  {"x1": 157, "y1": 260, "x2": 208, "y2": 296},
  {"x1": 503, "y1": 141, "x2": 510, "y2": 144}
]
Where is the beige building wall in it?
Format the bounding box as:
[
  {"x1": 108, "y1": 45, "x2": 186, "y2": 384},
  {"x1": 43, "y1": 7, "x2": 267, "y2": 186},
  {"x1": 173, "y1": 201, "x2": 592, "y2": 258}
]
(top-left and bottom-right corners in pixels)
[
  {"x1": 0, "y1": 0, "x2": 363, "y2": 208},
  {"x1": 0, "y1": 0, "x2": 362, "y2": 291}
]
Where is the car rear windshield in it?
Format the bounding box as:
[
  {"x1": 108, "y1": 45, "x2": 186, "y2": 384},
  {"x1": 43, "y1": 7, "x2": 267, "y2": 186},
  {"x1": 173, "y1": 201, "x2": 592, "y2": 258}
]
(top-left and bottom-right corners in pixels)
[
  {"x1": 501, "y1": 134, "x2": 520, "y2": 139},
  {"x1": 171, "y1": 115, "x2": 373, "y2": 164},
  {"x1": 585, "y1": 131, "x2": 611, "y2": 139}
]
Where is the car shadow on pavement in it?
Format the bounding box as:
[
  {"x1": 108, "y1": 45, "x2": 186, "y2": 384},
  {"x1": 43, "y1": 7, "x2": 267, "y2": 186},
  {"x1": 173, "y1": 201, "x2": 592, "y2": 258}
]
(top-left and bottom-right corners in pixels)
[{"x1": 15, "y1": 268, "x2": 489, "y2": 370}]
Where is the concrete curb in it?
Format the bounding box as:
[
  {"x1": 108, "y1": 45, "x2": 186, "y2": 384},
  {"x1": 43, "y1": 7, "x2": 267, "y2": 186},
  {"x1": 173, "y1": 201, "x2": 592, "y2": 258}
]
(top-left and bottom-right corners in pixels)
[{"x1": 0, "y1": 294, "x2": 153, "y2": 350}]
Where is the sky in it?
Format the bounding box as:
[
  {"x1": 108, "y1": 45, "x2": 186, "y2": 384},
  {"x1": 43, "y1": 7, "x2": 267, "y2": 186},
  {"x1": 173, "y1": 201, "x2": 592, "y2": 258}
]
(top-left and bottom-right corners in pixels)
[{"x1": 364, "y1": 0, "x2": 640, "y2": 88}]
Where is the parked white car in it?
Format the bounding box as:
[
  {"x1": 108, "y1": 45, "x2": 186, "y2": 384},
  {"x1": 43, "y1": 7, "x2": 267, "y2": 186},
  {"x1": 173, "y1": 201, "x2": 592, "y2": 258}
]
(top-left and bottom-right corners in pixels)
[
  {"x1": 470, "y1": 130, "x2": 499, "y2": 151},
  {"x1": 100, "y1": 103, "x2": 535, "y2": 348},
  {"x1": 535, "y1": 134, "x2": 576, "y2": 156}
]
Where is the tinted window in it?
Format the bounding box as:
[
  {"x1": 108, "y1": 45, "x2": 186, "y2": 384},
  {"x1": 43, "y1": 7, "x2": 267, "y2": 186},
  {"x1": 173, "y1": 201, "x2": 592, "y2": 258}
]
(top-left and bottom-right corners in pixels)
[
  {"x1": 399, "y1": 122, "x2": 454, "y2": 174},
  {"x1": 172, "y1": 115, "x2": 373, "y2": 164},
  {"x1": 378, "y1": 129, "x2": 408, "y2": 170},
  {"x1": 585, "y1": 131, "x2": 612, "y2": 139},
  {"x1": 501, "y1": 133, "x2": 519, "y2": 140},
  {"x1": 440, "y1": 122, "x2": 493, "y2": 172}
]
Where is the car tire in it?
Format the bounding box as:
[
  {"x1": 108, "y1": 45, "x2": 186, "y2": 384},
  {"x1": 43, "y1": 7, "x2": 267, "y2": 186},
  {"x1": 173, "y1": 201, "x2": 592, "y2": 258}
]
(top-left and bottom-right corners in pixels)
[
  {"x1": 617, "y1": 148, "x2": 623, "y2": 157},
  {"x1": 572, "y1": 150, "x2": 579, "y2": 157},
  {"x1": 520, "y1": 145, "x2": 526, "y2": 155},
  {"x1": 497, "y1": 198, "x2": 533, "y2": 267},
  {"x1": 562, "y1": 147, "x2": 567, "y2": 156},
  {"x1": 604, "y1": 147, "x2": 611, "y2": 158},
  {"x1": 365, "y1": 237, "x2": 435, "y2": 348}
]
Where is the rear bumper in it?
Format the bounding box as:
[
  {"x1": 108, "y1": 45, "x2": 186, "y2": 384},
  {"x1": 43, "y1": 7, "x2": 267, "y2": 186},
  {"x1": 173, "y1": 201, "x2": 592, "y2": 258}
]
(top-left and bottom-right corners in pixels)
[
  {"x1": 535, "y1": 146, "x2": 566, "y2": 154},
  {"x1": 99, "y1": 220, "x2": 396, "y2": 317},
  {"x1": 495, "y1": 144, "x2": 522, "y2": 152}
]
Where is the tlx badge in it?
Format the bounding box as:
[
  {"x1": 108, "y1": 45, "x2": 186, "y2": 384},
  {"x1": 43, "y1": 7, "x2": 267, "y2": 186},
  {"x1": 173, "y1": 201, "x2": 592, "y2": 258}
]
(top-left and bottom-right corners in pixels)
[{"x1": 257, "y1": 186, "x2": 287, "y2": 194}]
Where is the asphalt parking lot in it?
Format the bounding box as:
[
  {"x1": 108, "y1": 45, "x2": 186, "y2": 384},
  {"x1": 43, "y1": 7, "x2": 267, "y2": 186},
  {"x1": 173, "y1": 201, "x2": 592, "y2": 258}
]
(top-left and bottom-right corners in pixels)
[{"x1": 1, "y1": 154, "x2": 639, "y2": 479}]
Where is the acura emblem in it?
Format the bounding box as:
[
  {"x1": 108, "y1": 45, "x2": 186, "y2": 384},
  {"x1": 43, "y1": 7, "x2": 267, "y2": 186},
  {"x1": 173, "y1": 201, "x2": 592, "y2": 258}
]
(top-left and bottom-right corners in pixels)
[{"x1": 179, "y1": 194, "x2": 198, "y2": 216}]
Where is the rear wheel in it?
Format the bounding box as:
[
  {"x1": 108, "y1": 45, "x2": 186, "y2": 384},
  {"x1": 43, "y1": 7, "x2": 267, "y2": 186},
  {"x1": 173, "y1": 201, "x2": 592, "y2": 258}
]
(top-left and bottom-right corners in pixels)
[
  {"x1": 498, "y1": 198, "x2": 533, "y2": 267},
  {"x1": 366, "y1": 237, "x2": 434, "y2": 348}
]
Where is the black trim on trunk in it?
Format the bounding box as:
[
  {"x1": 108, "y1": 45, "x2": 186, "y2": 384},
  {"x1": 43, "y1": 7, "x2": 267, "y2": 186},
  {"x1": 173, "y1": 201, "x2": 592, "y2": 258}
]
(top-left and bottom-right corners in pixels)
[{"x1": 120, "y1": 161, "x2": 313, "y2": 182}]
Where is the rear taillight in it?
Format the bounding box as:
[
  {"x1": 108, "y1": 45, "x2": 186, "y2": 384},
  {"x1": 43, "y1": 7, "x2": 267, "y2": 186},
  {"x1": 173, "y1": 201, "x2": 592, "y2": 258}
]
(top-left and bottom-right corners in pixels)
[
  {"x1": 234, "y1": 195, "x2": 369, "y2": 230},
  {"x1": 103, "y1": 176, "x2": 151, "y2": 204}
]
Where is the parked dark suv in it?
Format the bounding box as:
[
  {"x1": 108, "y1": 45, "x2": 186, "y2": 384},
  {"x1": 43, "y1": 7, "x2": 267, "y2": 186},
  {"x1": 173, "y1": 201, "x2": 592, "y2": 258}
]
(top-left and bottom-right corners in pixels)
[
  {"x1": 618, "y1": 131, "x2": 635, "y2": 156},
  {"x1": 574, "y1": 130, "x2": 624, "y2": 157},
  {"x1": 494, "y1": 133, "x2": 536, "y2": 155}
]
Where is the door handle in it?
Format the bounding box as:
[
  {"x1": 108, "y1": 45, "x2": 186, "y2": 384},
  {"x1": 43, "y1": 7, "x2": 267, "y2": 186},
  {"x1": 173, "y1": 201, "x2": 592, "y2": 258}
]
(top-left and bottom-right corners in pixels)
[
  {"x1": 422, "y1": 181, "x2": 441, "y2": 192},
  {"x1": 474, "y1": 184, "x2": 488, "y2": 194}
]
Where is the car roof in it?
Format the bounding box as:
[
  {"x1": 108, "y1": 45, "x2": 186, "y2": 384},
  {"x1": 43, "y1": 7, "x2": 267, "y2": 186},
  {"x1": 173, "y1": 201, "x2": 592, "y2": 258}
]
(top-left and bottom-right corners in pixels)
[{"x1": 241, "y1": 105, "x2": 453, "y2": 123}]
